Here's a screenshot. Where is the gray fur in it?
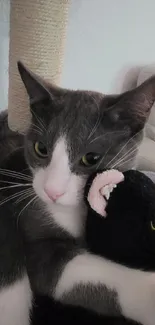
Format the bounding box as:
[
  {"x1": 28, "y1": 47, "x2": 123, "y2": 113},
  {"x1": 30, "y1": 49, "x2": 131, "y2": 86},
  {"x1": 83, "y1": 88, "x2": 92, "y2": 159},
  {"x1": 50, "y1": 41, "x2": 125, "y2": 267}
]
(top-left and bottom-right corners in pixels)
[
  {"x1": 60, "y1": 284, "x2": 121, "y2": 316},
  {"x1": 0, "y1": 110, "x2": 23, "y2": 163}
]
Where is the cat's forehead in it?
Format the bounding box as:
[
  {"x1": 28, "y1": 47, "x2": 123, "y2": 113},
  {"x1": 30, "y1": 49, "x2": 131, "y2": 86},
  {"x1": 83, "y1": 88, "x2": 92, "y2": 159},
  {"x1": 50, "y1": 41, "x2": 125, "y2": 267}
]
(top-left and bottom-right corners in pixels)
[
  {"x1": 60, "y1": 89, "x2": 104, "y2": 115},
  {"x1": 40, "y1": 90, "x2": 105, "y2": 136},
  {"x1": 52, "y1": 91, "x2": 104, "y2": 132}
]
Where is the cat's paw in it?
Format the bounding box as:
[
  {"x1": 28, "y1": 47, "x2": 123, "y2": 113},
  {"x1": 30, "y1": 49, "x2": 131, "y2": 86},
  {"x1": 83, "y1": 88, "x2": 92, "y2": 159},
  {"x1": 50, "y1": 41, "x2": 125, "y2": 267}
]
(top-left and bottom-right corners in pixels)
[{"x1": 87, "y1": 169, "x2": 124, "y2": 217}]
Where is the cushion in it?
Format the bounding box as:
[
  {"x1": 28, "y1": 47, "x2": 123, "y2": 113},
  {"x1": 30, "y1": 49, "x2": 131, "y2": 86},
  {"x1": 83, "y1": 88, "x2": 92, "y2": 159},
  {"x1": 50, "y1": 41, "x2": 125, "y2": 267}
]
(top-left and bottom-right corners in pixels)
[{"x1": 137, "y1": 65, "x2": 155, "y2": 171}]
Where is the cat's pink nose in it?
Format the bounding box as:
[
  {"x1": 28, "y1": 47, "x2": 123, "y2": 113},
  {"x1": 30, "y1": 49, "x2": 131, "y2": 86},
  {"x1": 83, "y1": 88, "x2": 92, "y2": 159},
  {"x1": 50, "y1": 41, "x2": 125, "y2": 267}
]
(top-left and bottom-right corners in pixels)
[{"x1": 44, "y1": 187, "x2": 65, "y2": 201}]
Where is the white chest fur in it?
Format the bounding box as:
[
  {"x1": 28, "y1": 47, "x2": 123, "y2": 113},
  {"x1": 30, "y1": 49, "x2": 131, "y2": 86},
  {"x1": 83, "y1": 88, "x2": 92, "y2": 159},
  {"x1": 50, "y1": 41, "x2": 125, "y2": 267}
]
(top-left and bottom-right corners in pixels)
[
  {"x1": 0, "y1": 274, "x2": 32, "y2": 325},
  {"x1": 49, "y1": 203, "x2": 86, "y2": 238}
]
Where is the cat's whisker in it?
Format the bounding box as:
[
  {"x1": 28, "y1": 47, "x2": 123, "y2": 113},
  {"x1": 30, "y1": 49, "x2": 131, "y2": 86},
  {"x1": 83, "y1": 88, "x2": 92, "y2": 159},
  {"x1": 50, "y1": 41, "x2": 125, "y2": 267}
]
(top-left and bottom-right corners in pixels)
[
  {"x1": 16, "y1": 192, "x2": 36, "y2": 228},
  {"x1": 21, "y1": 167, "x2": 30, "y2": 173},
  {"x1": 21, "y1": 111, "x2": 42, "y2": 131},
  {"x1": 0, "y1": 169, "x2": 32, "y2": 181},
  {"x1": 16, "y1": 193, "x2": 34, "y2": 205},
  {"x1": 18, "y1": 195, "x2": 37, "y2": 217},
  {"x1": 3, "y1": 171, "x2": 32, "y2": 181},
  {"x1": 31, "y1": 122, "x2": 43, "y2": 132},
  {"x1": 19, "y1": 118, "x2": 42, "y2": 134},
  {"x1": 0, "y1": 180, "x2": 31, "y2": 186},
  {"x1": 110, "y1": 142, "x2": 138, "y2": 169},
  {"x1": 15, "y1": 189, "x2": 34, "y2": 204},
  {"x1": 112, "y1": 148, "x2": 137, "y2": 170},
  {"x1": 87, "y1": 98, "x2": 101, "y2": 140},
  {"x1": 0, "y1": 173, "x2": 32, "y2": 182},
  {"x1": 94, "y1": 131, "x2": 128, "y2": 170},
  {"x1": 0, "y1": 184, "x2": 31, "y2": 190},
  {"x1": 31, "y1": 123, "x2": 43, "y2": 136},
  {"x1": 0, "y1": 168, "x2": 32, "y2": 177},
  {"x1": 11, "y1": 146, "x2": 24, "y2": 152},
  {"x1": 7, "y1": 146, "x2": 25, "y2": 159},
  {"x1": 87, "y1": 116, "x2": 101, "y2": 140},
  {"x1": 111, "y1": 147, "x2": 138, "y2": 169},
  {"x1": 89, "y1": 130, "x2": 126, "y2": 145},
  {"x1": 110, "y1": 143, "x2": 137, "y2": 167},
  {"x1": 32, "y1": 110, "x2": 46, "y2": 132},
  {"x1": 115, "y1": 155, "x2": 137, "y2": 169},
  {"x1": 31, "y1": 128, "x2": 42, "y2": 136},
  {"x1": 2, "y1": 146, "x2": 25, "y2": 163},
  {"x1": 106, "y1": 131, "x2": 140, "y2": 169},
  {"x1": 0, "y1": 188, "x2": 32, "y2": 207},
  {"x1": 96, "y1": 144, "x2": 113, "y2": 170}
]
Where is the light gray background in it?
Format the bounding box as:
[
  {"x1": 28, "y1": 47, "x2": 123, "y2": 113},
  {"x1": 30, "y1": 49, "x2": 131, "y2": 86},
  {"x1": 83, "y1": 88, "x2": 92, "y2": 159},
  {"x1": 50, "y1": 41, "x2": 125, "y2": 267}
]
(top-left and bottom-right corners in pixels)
[
  {"x1": 62, "y1": 0, "x2": 155, "y2": 92},
  {"x1": 1, "y1": 0, "x2": 155, "y2": 109},
  {"x1": 0, "y1": 0, "x2": 10, "y2": 110}
]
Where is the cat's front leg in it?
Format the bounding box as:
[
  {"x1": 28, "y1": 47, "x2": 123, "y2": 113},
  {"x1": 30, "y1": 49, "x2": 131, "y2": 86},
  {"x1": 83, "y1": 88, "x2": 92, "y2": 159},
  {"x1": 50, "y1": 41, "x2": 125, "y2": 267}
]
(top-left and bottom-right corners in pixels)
[
  {"x1": 26, "y1": 239, "x2": 155, "y2": 325},
  {"x1": 54, "y1": 253, "x2": 155, "y2": 325}
]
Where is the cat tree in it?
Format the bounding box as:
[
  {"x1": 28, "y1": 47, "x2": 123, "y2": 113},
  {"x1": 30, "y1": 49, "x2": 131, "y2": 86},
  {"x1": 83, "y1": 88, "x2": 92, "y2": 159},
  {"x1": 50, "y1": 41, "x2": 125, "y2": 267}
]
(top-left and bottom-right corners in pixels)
[{"x1": 8, "y1": 0, "x2": 70, "y2": 133}]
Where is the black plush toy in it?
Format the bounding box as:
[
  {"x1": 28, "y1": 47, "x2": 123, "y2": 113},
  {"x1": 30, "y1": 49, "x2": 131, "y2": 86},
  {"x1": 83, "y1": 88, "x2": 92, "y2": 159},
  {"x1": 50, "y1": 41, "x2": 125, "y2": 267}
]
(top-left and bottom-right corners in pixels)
[
  {"x1": 33, "y1": 169, "x2": 155, "y2": 325},
  {"x1": 85, "y1": 169, "x2": 155, "y2": 271}
]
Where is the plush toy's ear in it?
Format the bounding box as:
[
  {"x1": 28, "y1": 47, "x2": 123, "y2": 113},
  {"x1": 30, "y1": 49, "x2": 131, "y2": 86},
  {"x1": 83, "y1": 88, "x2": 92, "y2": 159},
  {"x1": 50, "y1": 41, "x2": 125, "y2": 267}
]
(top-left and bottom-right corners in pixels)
[{"x1": 17, "y1": 61, "x2": 51, "y2": 105}]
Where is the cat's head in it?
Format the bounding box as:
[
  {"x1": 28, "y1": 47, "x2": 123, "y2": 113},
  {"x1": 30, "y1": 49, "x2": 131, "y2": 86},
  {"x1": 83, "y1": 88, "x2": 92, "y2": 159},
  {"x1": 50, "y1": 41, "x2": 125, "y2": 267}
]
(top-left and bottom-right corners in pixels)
[{"x1": 18, "y1": 62, "x2": 155, "y2": 208}]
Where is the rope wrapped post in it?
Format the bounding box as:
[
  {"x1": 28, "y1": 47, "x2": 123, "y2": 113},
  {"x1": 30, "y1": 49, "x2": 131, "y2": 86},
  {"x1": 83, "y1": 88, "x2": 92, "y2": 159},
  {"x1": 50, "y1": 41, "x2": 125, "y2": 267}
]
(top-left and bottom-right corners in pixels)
[{"x1": 8, "y1": 0, "x2": 70, "y2": 133}]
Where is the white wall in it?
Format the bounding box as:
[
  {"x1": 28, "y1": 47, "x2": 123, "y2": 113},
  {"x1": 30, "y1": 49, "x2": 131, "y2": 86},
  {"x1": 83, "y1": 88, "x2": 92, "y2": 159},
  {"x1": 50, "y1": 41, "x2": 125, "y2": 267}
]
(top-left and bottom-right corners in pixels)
[
  {"x1": 62, "y1": 0, "x2": 155, "y2": 93},
  {"x1": 0, "y1": 0, "x2": 10, "y2": 110}
]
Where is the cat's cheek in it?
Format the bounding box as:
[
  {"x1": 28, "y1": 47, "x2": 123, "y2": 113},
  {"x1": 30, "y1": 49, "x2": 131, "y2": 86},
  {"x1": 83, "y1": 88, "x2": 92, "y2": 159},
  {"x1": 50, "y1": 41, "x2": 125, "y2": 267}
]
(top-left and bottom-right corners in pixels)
[{"x1": 33, "y1": 167, "x2": 51, "y2": 203}]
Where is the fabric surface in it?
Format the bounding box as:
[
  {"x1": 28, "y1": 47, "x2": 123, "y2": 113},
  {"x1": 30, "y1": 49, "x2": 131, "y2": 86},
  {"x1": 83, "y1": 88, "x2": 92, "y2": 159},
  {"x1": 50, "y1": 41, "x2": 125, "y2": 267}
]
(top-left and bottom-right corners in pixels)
[
  {"x1": 137, "y1": 65, "x2": 155, "y2": 141},
  {"x1": 138, "y1": 138, "x2": 155, "y2": 171},
  {"x1": 8, "y1": 0, "x2": 70, "y2": 133},
  {"x1": 137, "y1": 65, "x2": 155, "y2": 171},
  {"x1": 142, "y1": 170, "x2": 155, "y2": 183}
]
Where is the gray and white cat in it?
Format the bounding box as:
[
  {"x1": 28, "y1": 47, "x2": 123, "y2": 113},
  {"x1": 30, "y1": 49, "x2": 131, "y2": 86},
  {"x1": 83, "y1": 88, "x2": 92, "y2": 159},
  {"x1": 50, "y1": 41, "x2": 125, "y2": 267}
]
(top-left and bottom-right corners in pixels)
[{"x1": 0, "y1": 61, "x2": 155, "y2": 325}]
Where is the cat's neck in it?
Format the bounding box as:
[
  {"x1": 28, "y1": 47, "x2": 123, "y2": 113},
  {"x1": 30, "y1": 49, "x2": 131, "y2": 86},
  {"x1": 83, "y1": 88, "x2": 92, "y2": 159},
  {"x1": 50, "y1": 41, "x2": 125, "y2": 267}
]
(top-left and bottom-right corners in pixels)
[{"x1": 47, "y1": 202, "x2": 87, "y2": 238}]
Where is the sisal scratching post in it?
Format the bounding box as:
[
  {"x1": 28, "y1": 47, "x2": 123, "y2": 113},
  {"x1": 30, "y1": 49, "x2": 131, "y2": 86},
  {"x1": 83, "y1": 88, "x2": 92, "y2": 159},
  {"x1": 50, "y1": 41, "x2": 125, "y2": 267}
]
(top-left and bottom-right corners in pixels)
[{"x1": 8, "y1": 0, "x2": 70, "y2": 133}]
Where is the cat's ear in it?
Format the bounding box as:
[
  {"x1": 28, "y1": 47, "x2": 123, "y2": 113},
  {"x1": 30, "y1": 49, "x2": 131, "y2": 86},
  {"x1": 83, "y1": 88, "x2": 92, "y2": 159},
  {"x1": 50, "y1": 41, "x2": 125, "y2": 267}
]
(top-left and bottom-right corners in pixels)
[
  {"x1": 123, "y1": 75, "x2": 155, "y2": 119},
  {"x1": 108, "y1": 75, "x2": 155, "y2": 130},
  {"x1": 17, "y1": 61, "x2": 51, "y2": 104}
]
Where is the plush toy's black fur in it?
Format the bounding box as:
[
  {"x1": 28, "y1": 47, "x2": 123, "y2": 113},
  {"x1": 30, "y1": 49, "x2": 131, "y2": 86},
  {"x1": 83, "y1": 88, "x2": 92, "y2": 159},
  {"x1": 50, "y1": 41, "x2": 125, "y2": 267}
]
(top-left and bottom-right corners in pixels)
[{"x1": 85, "y1": 170, "x2": 155, "y2": 271}]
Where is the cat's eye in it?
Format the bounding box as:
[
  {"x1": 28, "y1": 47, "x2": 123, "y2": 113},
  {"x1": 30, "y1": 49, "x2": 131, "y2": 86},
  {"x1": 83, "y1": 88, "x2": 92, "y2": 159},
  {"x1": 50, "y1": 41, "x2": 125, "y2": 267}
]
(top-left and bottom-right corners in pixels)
[
  {"x1": 151, "y1": 221, "x2": 155, "y2": 231},
  {"x1": 81, "y1": 152, "x2": 101, "y2": 167},
  {"x1": 34, "y1": 141, "x2": 48, "y2": 158}
]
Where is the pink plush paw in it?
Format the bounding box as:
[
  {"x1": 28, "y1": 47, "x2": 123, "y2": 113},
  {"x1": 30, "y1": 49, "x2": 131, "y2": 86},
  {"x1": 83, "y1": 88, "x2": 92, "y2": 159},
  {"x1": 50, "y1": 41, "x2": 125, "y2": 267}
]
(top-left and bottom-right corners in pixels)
[{"x1": 88, "y1": 169, "x2": 124, "y2": 217}]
